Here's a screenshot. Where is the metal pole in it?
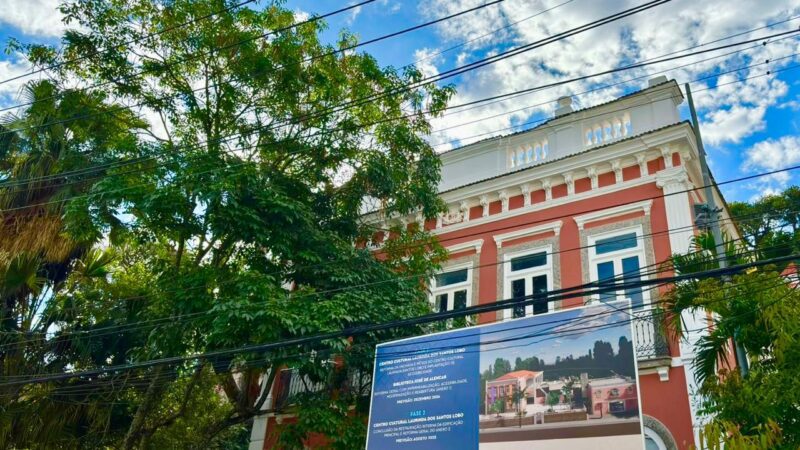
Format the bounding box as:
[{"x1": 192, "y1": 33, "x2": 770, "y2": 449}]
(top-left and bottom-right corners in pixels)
[{"x1": 685, "y1": 83, "x2": 749, "y2": 376}]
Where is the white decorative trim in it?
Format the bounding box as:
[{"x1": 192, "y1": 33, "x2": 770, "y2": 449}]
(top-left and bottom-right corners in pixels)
[
  {"x1": 542, "y1": 179, "x2": 552, "y2": 201},
  {"x1": 498, "y1": 190, "x2": 509, "y2": 212},
  {"x1": 432, "y1": 175, "x2": 657, "y2": 235},
  {"x1": 564, "y1": 172, "x2": 575, "y2": 196},
  {"x1": 494, "y1": 221, "x2": 563, "y2": 248},
  {"x1": 636, "y1": 153, "x2": 647, "y2": 176},
  {"x1": 661, "y1": 146, "x2": 674, "y2": 168},
  {"x1": 611, "y1": 159, "x2": 622, "y2": 183},
  {"x1": 459, "y1": 200, "x2": 470, "y2": 222},
  {"x1": 657, "y1": 366, "x2": 669, "y2": 382},
  {"x1": 441, "y1": 209, "x2": 464, "y2": 226},
  {"x1": 587, "y1": 166, "x2": 599, "y2": 189},
  {"x1": 656, "y1": 166, "x2": 691, "y2": 190},
  {"x1": 447, "y1": 238, "x2": 484, "y2": 255},
  {"x1": 574, "y1": 199, "x2": 653, "y2": 230},
  {"x1": 479, "y1": 195, "x2": 490, "y2": 217},
  {"x1": 435, "y1": 213, "x2": 443, "y2": 229},
  {"x1": 415, "y1": 211, "x2": 424, "y2": 230},
  {"x1": 521, "y1": 183, "x2": 532, "y2": 207}
]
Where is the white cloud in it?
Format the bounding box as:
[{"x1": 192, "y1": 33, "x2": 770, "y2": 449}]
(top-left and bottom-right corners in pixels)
[
  {"x1": 0, "y1": 0, "x2": 65, "y2": 37},
  {"x1": 293, "y1": 9, "x2": 311, "y2": 24},
  {"x1": 414, "y1": 0, "x2": 800, "y2": 150},
  {"x1": 0, "y1": 54, "x2": 33, "y2": 111},
  {"x1": 743, "y1": 135, "x2": 800, "y2": 173},
  {"x1": 702, "y1": 104, "x2": 767, "y2": 146},
  {"x1": 346, "y1": 4, "x2": 363, "y2": 25}
]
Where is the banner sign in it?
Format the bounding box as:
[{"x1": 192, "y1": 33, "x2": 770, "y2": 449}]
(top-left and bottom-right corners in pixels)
[{"x1": 366, "y1": 302, "x2": 644, "y2": 449}]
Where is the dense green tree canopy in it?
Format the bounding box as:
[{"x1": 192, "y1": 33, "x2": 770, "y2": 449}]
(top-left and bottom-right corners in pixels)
[{"x1": 1, "y1": 0, "x2": 453, "y2": 447}]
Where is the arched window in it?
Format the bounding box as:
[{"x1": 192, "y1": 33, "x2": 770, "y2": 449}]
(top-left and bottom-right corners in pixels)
[{"x1": 644, "y1": 427, "x2": 667, "y2": 450}]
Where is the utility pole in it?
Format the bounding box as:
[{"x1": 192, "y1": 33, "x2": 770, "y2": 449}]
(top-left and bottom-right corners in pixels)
[{"x1": 685, "y1": 83, "x2": 749, "y2": 376}]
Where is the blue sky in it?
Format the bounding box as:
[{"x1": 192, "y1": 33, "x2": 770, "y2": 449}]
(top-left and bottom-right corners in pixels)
[
  {"x1": 478, "y1": 306, "x2": 631, "y2": 367},
  {"x1": 2, "y1": 0, "x2": 800, "y2": 202}
]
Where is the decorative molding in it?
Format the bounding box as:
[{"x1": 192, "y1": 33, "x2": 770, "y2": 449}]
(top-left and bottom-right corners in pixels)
[
  {"x1": 435, "y1": 213, "x2": 443, "y2": 229},
  {"x1": 415, "y1": 211, "x2": 424, "y2": 230},
  {"x1": 564, "y1": 172, "x2": 575, "y2": 196},
  {"x1": 459, "y1": 200, "x2": 470, "y2": 223},
  {"x1": 432, "y1": 174, "x2": 658, "y2": 235},
  {"x1": 661, "y1": 145, "x2": 675, "y2": 168},
  {"x1": 656, "y1": 166, "x2": 691, "y2": 190},
  {"x1": 498, "y1": 190, "x2": 509, "y2": 212},
  {"x1": 520, "y1": 183, "x2": 532, "y2": 207},
  {"x1": 636, "y1": 153, "x2": 648, "y2": 176},
  {"x1": 587, "y1": 166, "x2": 599, "y2": 189},
  {"x1": 573, "y1": 199, "x2": 653, "y2": 230},
  {"x1": 447, "y1": 238, "x2": 484, "y2": 255},
  {"x1": 440, "y1": 209, "x2": 464, "y2": 226},
  {"x1": 611, "y1": 159, "x2": 622, "y2": 183},
  {"x1": 657, "y1": 366, "x2": 670, "y2": 382},
  {"x1": 542, "y1": 179, "x2": 552, "y2": 201},
  {"x1": 494, "y1": 221, "x2": 563, "y2": 248},
  {"x1": 479, "y1": 194, "x2": 490, "y2": 217}
]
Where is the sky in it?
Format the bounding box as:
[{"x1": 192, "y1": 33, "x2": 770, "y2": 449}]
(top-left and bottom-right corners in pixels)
[
  {"x1": 478, "y1": 305, "x2": 631, "y2": 367},
  {"x1": 1, "y1": 0, "x2": 800, "y2": 202}
]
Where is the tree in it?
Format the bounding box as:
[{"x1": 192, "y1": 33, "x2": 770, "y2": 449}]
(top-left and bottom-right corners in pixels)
[
  {"x1": 665, "y1": 229, "x2": 800, "y2": 449},
  {"x1": 0, "y1": 80, "x2": 145, "y2": 447},
  {"x1": 493, "y1": 358, "x2": 512, "y2": 378},
  {"x1": 6, "y1": 0, "x2": 454, "y2": 447},
  {"x1": 546, "y1": 391, "x2": 560, "y2": 410}
]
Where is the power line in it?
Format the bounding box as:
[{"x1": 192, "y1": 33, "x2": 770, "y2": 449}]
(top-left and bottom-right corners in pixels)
[
  {"x1": 3, "y1": 251, "x2": 797, "y2": 386},
  {"x1": 0, "y1": 0, "x2": 667, "y2": 139},
  {"x1": 15, "y1": 270, "x2": 795, "y2": 397},
  {"x1": 2, "y1": 203, "x2": 782, "y2": 353},
  {"x1": 0, "y1": 0, "x2": 378, "y2": 115},
  {"x1": 1, "y1": 29, "x2": 793, "y2": 197},
  {"x1": 1, "y1": 128, "x2": 798, "y2": 347},
  {"x1": 0, "y1": 0, "x2": 258, "y2": 87},
  {"x1": 0, "y1": 0, "x2": 505, "y2": 122}
]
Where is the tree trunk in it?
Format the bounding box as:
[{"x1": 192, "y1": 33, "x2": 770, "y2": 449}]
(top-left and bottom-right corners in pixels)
[{"x1": 123, "y1": 365, "x2": 165, "y2": 450}]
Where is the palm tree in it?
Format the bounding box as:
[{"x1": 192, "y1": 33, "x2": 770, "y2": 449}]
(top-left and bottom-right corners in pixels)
[{"x1": 0, "y1": 80, "x2": 142, "y2": 447}]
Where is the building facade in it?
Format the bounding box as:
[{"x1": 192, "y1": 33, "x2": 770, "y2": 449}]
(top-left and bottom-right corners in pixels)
[{"x1": 249, "y1": 77, "x2": 737, "y2": 449}]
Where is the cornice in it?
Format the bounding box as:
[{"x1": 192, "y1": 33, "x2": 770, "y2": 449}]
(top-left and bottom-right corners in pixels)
[{"x1": 494, "y1": 221, "x2": 563, "y2": 249}]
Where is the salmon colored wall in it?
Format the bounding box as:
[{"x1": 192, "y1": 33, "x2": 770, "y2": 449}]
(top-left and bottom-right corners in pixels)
[
  {"x1": 640, "y1": 369, "x2": 695, "y2": 450},
  {"x1": 598, "y1": 171, "x2": 616, "y2": 187},
  {"x1": 622, "y1": 164, "x2": 640, "y2": 181},
  {"x1": 509, "y1": 194, "x2": 524, "y2": 209},
  {"x1": 263, "y1": 416, "x2": 333, "y2": 449},
  {"x1": 575, "y1": 177, "x2": 592, "y2": 194},
  {"x1": 648, "y1": 156, "x2": 666, "y2": 174},
  {"x1": 552, "y1": 183, "x2": 568, "y2": 199}
]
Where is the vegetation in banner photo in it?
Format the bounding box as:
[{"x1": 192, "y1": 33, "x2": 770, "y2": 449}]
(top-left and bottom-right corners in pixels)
[
  {"x1": 477, "y1": 304, "x2": 642, "y2": 449},
  {"x1": 1, "y1": 0, "x2": 800, "y2": 449}
]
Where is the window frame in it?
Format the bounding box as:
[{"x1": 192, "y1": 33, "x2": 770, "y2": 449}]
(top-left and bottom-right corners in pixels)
[
  {"x1": 587, "y1": 225, "x2": 650, "y2": 308},
  {"x1": 502, "y1": 245, "x2": 554, "y2": 319},
  {"x1": 429, "y1": 262, "x2": 473, "y2": 313}
]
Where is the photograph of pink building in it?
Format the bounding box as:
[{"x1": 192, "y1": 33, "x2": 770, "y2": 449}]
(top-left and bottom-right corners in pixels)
[
  {"x1": 484, "y1": 370, "x2": 544, "y2": 415},
  {"x1": 587, "y1": 377, "x2": 639, "y2": 418}
]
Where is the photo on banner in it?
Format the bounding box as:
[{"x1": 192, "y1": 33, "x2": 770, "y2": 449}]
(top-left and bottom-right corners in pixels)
[{"x1": 366, "y1": 301, "x2": 644, "y2": 450}]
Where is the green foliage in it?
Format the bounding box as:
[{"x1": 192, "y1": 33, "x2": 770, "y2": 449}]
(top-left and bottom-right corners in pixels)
[
  {"x1": 665, "y1": 268, "x2": 800, "y2": 449},
  {"x1": 546, "y1": 391, "x2": 560, "y2": 407},
  {"x1": 1, "y1": 0, "x2": 454, "y2": 447}
]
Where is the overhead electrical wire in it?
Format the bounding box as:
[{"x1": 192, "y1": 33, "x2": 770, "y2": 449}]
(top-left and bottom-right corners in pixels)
[
  {"x1": 0, "y1": 203, "x2": 785, "y2": 354},
  {"x1": 0, "y1": 0, "x2": 379, "y2": 113},
  {"x1": 1, "y1": 29, "x2": 795, "y2": 199},
  {"x1": 0, "y1": 0, "x2": 670, "y2": 138},
  {"x1": 3, "y1": 250, "x2": 798, "y2": 387},
  {"x1": 0, "y1": 0, "x2": 259, "y2": 87}
]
